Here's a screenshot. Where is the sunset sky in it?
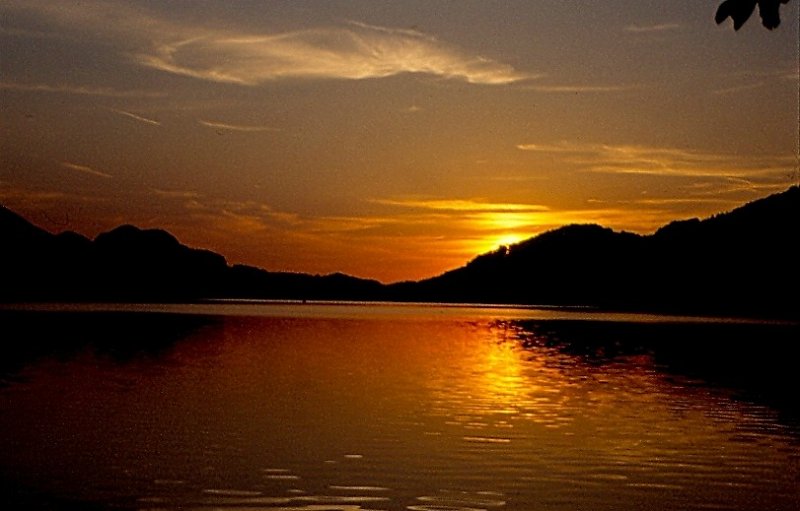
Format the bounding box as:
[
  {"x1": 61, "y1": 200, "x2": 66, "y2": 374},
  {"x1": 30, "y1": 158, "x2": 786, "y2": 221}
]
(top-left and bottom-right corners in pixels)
[{"x1": 2, "y1": 0, "x2": 798, "y2": 282}]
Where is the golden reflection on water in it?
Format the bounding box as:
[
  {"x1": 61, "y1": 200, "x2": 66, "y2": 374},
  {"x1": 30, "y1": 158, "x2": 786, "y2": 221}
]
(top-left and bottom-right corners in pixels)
[
  {"x1": 426, "y1": 321, "x2": 572, "y2": 432},
  {"x1": 0, "y1": 308, "x2": 797, "y2": 511}
]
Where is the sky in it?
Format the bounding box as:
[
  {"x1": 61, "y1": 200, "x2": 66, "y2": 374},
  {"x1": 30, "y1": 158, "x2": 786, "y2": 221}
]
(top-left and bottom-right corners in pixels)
[{"x1": 1, "y1": 0, "x2": 798, "y2": 282}]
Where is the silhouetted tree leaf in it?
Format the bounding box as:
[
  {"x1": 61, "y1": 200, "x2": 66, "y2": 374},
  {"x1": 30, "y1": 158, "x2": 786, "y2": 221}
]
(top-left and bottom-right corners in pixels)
[{"x1": 716, "y1": 0, "x2": 792, "y2": 30}]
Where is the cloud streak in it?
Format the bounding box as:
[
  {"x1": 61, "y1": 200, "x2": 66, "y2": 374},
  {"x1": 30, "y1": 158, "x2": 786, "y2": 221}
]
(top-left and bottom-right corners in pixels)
[
  {"x1": 198, "y1": 120, "x2": 279, "y2": 132},
  {"x1": 110, "y1": 108, "x2": 161, "y2": 125},
  {"x1": 0, "y1": 81, "x2": 166, "y2": 98},
  {"x1": 524, "y1": 83, "x2": 638, "y2": 93},
  {"x1": 713, "y1": 82, "x2": 767, "y2": 95},
  {"x1": 152, "y1": 188, "x2": 202, "y2": 200},
  {"x1": 373, "y1": 198, "x2": 550, "y2": 213},
  {"x1": 61, "y1": 162, "x2": 113, "y2": 179},
  {"x1": 517, "y1": 141, "x2": 795, "y2": 180},
  {"x1": 624, "y1": 23, "x2": 681, "y2": 33},
  {"x1": 712, "y1": 68, "x2": 797, "y2": 94}
]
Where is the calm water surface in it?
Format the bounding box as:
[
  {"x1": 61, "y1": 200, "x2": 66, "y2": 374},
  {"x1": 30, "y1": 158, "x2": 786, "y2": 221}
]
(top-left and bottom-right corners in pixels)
[{"x1": 0, "y1": 303, "x2": 797, "y2": 510}]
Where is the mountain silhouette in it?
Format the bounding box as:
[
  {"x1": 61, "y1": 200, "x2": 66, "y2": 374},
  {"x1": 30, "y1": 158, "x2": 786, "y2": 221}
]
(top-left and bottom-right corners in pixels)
[
  {"x1": 387, "y1": 186, "x2": 798, "y2": 318},
  {"x1": 0, "y1": 206, "x2": 382, "y2": 302},
  {"x1": 1, "y1": 187, "x2": 797, "y2": 318}
]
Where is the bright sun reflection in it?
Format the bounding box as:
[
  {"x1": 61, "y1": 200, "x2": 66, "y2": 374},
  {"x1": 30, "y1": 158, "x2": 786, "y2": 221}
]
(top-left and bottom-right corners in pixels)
[
  {"x1": 457, "y1": 322, "x2": 582, "y2": 430},
  {"x1": 482, "y1": 340, "x2": 526, "y2": 400}
]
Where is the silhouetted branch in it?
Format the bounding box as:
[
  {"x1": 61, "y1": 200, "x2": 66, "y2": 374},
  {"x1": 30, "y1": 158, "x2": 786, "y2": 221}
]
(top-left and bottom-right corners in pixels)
[{"x1": 716, "y1": 0, "x2": 793, "y2": 30}]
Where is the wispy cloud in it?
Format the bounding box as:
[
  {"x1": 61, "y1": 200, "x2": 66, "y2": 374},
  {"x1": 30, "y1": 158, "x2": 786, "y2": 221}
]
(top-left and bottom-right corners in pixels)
[
  {"x1": 624, "y1": 23, "x2": 681, "y2": 33},
  {"x1": 198, "y1": 120, "x2": 279, "y2": 132},
  {"x1": 373, "y1": 198, "x2": 550, "y2": 213},
  {"x1": 152, "y1": 188, "x2": 201, "y2": 200},
  {"x1": 712, "y1": 67, "x2": 798, "y2": 94},
  {"x1": 681, "y1": 176, "x2": 795, "y2": 197},
  {"x1": 713, "y1": 82, "x2": 768, "y2": 95},
  {"x1": 160, "y1": 194, "x2": 304, "y2": 229},
  {"x1": 782, "y1": 70, "x2": 799, "y2": 81},
  {"x1": 345, "y1": 20, "x2": 433, "y2": 40},
  {"x1": 109, "y1": 108, "x2": 161, "y2": 126},
  {"x1": 517, "y1": 141, "x2": 795, "y2": 179},
  {"x1": 7, "y1": 2, "x2": 533, "y2": 86},
  {"x1": 516, "y1": 141, "x2": 591, "y2": 153},
  {"x1": 0, "y1": 81, "x2": 166, "y2": 98},
  {"x1": 139, "y1": 25, "x2": 531, "y2": 85},
  {"x1": 629, "y1": 197, "x2": 739, "y2": 206},
  {"x1": 523, "y1": 83, "x2": 638, "y2": 93},
  {"x1": 61, "y1": 161, "x2": 113, "y2": 179}
]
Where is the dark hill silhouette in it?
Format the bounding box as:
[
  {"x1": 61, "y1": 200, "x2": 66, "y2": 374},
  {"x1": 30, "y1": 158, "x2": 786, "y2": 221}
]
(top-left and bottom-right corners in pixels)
[
  {"x1": 1, "y1": 187, "x2": 797, "y2": 318},
  {"x1": 389, "y1": 224, "x2": 645, "y2": 306},
  {"x1": 1, "y1": 205, "x2": 94, "y2": 301},
  {"x1": 91, "y1": 225, "x2": 229, "y2": 300},
  {"x1": 388, "y1": 187, "x2": 798, "y2": 318},
  {"x1": 0, "y1": 206, "x2": 382, "y2": 302},
  {"x1": 225, "y1": 265, "x2": 385, "y2": 300}
]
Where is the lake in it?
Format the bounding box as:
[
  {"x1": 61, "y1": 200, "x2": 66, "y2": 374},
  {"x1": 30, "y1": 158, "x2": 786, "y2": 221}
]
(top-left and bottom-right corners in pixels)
[{"x1": 0, "y1": 303, "x2": 797, "y2": 510}]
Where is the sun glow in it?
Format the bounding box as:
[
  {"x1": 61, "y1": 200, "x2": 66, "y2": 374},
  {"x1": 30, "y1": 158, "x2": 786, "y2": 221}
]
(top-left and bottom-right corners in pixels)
[
  {"x1": 494, "y1": 233, "x2": 525, "y2": 248},
  {"x1": 463, "y1": 232, "x2": 526, "y2": 262}
]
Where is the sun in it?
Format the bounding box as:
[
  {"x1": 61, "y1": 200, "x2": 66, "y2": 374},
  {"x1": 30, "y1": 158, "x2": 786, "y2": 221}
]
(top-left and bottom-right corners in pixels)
[
  {"x1": 469, "y1": 232, "x2": 528, "y2": 257},
  {"x1": 494, "y1": 233, "x2": 525, "y2": 248}
]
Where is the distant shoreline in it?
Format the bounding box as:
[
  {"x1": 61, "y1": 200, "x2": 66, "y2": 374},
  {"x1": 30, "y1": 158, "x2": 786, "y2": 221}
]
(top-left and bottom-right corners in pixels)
[{"x1": 1, "y1": 300, "x2": 794, "y2": 326}]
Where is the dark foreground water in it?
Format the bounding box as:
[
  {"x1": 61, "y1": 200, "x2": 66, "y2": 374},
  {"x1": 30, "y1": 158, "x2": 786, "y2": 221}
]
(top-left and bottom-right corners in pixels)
[{"x1": 0, "y1": 303, "x2": 798, "y2": 510}]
